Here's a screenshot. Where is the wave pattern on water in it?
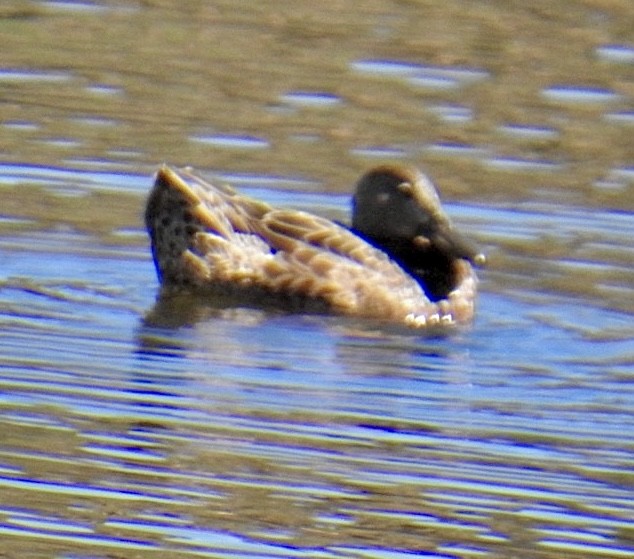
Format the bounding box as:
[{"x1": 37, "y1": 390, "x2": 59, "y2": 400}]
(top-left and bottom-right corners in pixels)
[
  {"x1": 1, "y1": 0, "x2": 633, "y2": 555},
  {"x1": 0, "y1": 172, "x2": 632, "y2": 557}
]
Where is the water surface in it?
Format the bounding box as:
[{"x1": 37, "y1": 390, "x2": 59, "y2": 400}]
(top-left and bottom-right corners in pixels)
[{"x1": 0, "y1": 1, "x2": 633, "y2": 558}]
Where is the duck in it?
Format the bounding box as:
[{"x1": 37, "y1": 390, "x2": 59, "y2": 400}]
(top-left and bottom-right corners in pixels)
[{"x1": 145, "y1": 164, "x2": 485, "y2": 328}]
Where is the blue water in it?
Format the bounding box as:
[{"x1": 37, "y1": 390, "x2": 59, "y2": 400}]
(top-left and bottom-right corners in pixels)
[
  {"x1": 0, "y1": 165, "x2": 632, "y2": 557},
  {"x1": 1, "y1": 1, "x2": 633, "y2": 555}
]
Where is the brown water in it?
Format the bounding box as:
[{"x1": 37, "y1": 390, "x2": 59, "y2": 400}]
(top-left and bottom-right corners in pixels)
[{"x1": 1, "y1": 1, "x2": 633, "y2": 558}]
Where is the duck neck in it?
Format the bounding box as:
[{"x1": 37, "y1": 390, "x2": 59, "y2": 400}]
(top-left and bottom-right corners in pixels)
[{"x1": 362, "y1": 235, "x2": 460, "y2": 302}]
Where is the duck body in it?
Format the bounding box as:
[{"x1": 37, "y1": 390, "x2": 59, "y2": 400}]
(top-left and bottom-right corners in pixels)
[{"x1": 145, "y1": 164, "x2": 484, "y2": 328}]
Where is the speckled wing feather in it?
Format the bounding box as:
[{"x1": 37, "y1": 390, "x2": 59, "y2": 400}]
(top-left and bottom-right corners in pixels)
[{"x1": 253, "y1": 209, "x2": 431, "y2": 318}]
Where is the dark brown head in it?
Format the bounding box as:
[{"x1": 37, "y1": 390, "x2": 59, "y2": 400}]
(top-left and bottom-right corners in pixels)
[{"x1": 352, "y1": 165, "x2": 485, "y2": 300}]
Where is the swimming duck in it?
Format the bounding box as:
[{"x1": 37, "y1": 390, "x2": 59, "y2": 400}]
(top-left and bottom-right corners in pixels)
[{"x1": 145, "y1": 164, "x2": 485, "y2": 327}]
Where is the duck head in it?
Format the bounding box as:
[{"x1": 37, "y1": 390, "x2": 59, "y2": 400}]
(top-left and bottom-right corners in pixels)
[{"x1": 352, "y1": 165, "x2": 485, "y2": 301}]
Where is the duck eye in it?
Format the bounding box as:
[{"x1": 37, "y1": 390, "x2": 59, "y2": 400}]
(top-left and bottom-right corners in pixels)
[
  {"x1": 397, "y1": 181, "x2": 413, "y2": 196},
  {"x1": 376, "y1": 192, "x2": 391, "y2": 204}
]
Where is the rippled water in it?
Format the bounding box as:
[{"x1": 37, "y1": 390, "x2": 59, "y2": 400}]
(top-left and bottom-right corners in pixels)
[{"x1": 1, "y1": 1, "x2": 633, "y2": 557}]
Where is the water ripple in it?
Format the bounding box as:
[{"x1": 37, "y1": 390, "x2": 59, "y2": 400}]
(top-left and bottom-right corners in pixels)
[{"x1": 0, "y1": 174, "x2": 632, "y2": 559}]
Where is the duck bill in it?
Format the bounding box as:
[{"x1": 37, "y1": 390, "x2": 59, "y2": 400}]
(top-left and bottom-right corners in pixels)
[{"x1": 431, "y1": 225, "x2": 486, "y2": 266}]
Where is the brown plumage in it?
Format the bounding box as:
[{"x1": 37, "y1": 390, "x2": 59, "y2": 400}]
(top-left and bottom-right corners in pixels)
[{"x1": 145, "y1": 164, "x2": 485, "y2": 327}]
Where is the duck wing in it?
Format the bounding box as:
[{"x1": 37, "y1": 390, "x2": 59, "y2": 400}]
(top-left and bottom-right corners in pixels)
[
  {"x1": 147, "y1": 166, "x2": 431, "y2": 319},
  {"x1": 250, "y1": 208, "x2": 430, "y2": 318}
]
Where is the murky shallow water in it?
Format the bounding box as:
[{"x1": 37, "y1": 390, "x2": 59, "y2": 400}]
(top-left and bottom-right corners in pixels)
[{"x1": 1, "y1": 1, "x2": 633, "y2": 557}]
